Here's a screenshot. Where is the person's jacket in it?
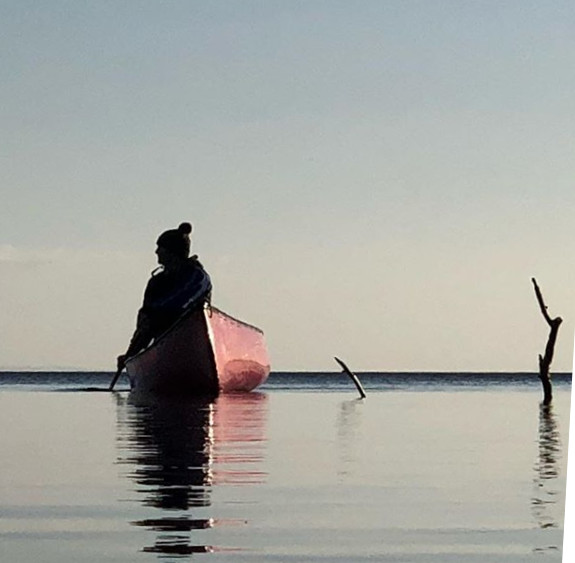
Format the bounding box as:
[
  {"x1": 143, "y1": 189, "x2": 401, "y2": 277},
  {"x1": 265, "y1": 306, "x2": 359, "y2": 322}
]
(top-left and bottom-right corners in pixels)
[{"x1": 140, "y1": 255, "x2": 212, "y2": 337}]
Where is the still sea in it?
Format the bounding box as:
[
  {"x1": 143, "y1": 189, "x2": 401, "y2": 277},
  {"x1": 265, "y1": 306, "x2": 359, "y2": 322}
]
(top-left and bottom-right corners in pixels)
[{"x1": 0, "y1": 372, "x2": 571, "y2": 562}]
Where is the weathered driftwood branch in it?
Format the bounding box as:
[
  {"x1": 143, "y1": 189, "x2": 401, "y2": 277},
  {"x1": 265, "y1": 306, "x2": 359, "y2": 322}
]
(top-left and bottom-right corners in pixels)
[
  {"x1": 531, "y1": 278, "x2": 562, "y2": 405},
  {"x1": 335, "y1": 357, "x2": 367, "y2": 399}
]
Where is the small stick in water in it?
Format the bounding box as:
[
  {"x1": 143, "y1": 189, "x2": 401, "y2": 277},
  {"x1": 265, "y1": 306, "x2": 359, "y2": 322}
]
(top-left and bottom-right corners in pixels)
[{"x1": 334, "y1": 357, "x2": 367, "y2": 399}]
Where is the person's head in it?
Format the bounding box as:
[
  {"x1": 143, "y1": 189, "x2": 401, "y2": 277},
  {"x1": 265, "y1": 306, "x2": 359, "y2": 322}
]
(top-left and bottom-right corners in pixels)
[{"x1": 155, "y1": 222, "x2": 192, "y2": 268}]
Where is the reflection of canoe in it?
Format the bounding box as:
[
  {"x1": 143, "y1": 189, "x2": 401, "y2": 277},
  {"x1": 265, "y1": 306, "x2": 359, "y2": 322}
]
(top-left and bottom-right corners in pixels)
[
  {"x1": 126, "y1": 306, "x2": 270, "y2": 395},
  {"x1": 116, "y1": 391, "x2": 269, "y2": 556}
]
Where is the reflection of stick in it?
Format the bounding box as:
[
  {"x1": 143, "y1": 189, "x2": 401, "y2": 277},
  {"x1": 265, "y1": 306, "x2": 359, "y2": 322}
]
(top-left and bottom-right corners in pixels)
[
  {"x1": 531, "y1": 278, "x2": 562, "y2": 405},
  {"x1": 334, "y1": 357, "x2": 367, "y2": 399}
]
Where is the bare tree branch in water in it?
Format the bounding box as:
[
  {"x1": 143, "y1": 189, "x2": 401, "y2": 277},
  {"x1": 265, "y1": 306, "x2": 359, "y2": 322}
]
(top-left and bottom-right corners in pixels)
[{"x1": 531, "y1": 278, "x2": 562, "y2": 405}]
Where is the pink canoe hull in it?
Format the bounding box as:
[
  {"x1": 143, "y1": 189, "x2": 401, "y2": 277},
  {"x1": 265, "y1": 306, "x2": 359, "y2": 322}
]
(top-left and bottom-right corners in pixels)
[{"x1": 126, "y1": 306, "x2": 270, "y2": 395}]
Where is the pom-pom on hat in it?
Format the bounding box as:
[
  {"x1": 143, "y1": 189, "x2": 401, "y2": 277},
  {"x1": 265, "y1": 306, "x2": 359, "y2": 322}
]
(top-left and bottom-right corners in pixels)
[{"x1": 156, "y1": 222, "x2": 193, "y2": 258}]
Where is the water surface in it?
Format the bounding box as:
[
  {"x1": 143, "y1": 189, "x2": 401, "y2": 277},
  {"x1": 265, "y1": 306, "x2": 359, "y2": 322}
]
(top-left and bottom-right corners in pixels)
[{"x1": 0, "y1": 372, "x2": 570, "y2": 561}]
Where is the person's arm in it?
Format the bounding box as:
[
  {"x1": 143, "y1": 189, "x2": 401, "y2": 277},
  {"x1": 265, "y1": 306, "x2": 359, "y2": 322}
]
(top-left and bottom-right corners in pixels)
[{"x1": 117, "y1": 308, "x2": 154, "y2": 370}]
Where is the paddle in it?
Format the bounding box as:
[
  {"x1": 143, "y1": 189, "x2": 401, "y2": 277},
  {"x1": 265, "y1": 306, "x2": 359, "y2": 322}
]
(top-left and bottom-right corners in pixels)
[
  {"x1": 108, "y1": 365, "x2": 124, "y2": 391},
  {"x1": 334, "y1": 357, "x2": 367, "y2": 399}
]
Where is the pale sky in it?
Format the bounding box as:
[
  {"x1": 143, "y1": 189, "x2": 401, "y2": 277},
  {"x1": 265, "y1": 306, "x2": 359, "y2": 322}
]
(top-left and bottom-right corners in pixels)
[{"x1": 1, "y1": 1, "x2": 573, "y2": 371}]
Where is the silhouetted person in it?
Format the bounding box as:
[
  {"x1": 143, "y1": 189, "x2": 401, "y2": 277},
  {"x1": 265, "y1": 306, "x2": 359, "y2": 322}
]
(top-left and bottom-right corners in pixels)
[{"x1": 117, "y1": 222, "x2": 212, "y2": 370}]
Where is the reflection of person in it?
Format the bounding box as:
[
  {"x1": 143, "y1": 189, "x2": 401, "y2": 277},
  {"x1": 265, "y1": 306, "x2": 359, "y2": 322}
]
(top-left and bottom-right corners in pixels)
[
  {"x1": 116, "y1": 392, "x2": 269, "y2": 556},
  {"x1": 121, "y1": 396, "x2": 215, "y2": 556},
  {"x1": 127, "y1": 397, "x2": 214, "y2": 510},
  {"x1": 117, "y1": 222, "x2": 212, "y2": 370}
]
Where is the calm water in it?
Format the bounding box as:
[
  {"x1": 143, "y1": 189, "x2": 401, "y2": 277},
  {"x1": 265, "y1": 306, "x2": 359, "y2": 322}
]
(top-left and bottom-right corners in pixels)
[{"x1": 0, "y1": 372, "x2": 571, "y2": 562}]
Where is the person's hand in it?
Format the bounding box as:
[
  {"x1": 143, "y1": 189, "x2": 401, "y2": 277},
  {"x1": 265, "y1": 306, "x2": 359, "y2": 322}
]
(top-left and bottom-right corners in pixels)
[{"x1": 117, "y1": 354, "x2": 127, "y2": 371}]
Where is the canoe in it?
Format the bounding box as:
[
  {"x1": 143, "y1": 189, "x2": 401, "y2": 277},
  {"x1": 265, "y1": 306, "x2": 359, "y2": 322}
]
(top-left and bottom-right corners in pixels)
[{"x1": 125, "y1": 305, "x2": 270, "y2": 395}]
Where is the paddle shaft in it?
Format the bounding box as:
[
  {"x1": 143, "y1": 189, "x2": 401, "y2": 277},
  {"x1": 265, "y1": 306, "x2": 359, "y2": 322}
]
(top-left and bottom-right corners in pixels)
[{"x1": 109, "y1": 366, "x2": 124, "y2": 391}]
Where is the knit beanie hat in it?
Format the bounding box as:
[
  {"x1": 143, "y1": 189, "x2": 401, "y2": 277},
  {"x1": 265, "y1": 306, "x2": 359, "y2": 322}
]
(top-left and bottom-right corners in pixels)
[{"x1": 156, "y1": 222, "x2": 192, "y2": 258}]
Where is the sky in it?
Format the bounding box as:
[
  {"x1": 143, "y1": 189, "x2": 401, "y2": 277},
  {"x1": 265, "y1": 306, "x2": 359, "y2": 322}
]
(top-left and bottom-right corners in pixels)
[{"x1": 0, "y1": 0, "x2": 574, "y2": 372}]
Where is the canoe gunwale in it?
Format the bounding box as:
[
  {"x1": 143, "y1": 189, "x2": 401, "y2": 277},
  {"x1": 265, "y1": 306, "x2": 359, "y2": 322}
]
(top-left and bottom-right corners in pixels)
[
  {"x1": 125, "y1": 305, "x2": 206, "y2": 368},
  {"x1": 125, "y1": 304, "x2": 269, "y2": 395},
  {"x1": 205, "y1": 306, "x2": 265, "y2": 335},
  {"x1": 125, "y1": 304, "x2": 263, "y2": 368}
]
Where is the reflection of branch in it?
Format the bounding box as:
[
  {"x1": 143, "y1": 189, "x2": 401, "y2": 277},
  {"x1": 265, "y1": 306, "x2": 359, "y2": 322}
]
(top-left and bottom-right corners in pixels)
[
  {"x1": 537, "y1": 404, "x2": 560, "y2": 480},
  {"x1": 336, "y1": 399, "x2": 364, "y2": 480},
  {"x1": 531, "y1": 403, "x2": 561, "y2": 532},
  {"x1": 531, "y1": 278, "x2": 562, "y2": 405}
]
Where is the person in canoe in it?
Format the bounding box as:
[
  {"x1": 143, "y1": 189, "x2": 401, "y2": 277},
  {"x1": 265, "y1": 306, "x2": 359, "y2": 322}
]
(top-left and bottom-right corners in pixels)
[{"x1": 117, "y1": 222, "x2": 212, "y2": 372}]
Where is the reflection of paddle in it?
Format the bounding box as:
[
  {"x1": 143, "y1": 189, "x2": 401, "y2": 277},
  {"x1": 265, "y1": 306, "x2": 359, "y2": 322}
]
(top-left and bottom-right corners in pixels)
[
  {"x1": 334, "y1": 357, "x2": 366, "y2": 399},
  {"x1": 109, "y1": 366, "x2": 124, "y2": 391}
]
